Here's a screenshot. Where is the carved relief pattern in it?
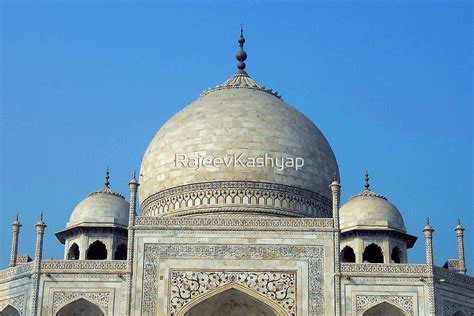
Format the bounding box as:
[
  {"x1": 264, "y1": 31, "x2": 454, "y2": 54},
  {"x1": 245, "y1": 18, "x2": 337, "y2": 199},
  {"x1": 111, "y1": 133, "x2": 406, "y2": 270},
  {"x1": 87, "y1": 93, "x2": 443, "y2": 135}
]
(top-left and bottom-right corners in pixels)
[
  {"x1": 434, "y1": 266, "x2": 474, "y2": 287},
  {"x1": 52, "y1": 291, "x2": 110, "y2": 313},
  {"x1": 443, "y1": 300, "x2": 474, "y2": 316},
  {"x1": 141, "y1": 181, "x2": 332, "y2": 218},
  {"x1": 0, "y1": 295, "x2": 25, "y2": 315},
  {"x1": 356, "y1": 295, "x2": 414, "y2": 315},
  {"x1": 135, "y1": 216, "x2": 333, "y2": 229},
  {"x1": 142, "y1": 244, "x2": 323, "y2": 316},
  {"x1": 41, "y1": 260, "x2": 126, "y2": 271},
  {"x1": 169, "y1": 271, "x2": 296, "y2": 315},
  {"x1": 341, "y1": 263, "x2": 428, "y2": 274},
  {"x1": 0, "y1": 262, "x2": 33, "y2": 281}
]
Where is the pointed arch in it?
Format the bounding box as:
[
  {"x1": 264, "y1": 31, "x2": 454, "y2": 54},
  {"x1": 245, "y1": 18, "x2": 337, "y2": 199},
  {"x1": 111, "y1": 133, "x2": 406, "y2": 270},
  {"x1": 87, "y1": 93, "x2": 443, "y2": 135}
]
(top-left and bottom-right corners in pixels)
[
  {"x1": 86, "y1": 240, "x2": 107, "y2": 260},
  {"x1": 451, "y1": 311, "x2": 467, "y2": 316},
  {"x1": 56, "y1": 298, "x2": 104, "y2": 316},
  {"x1": 362, "y1": 301, "x2": 408, "y2": 316},
  {"x1": 0, "y1": 305, "x2": 20, "y2": 316},
  {"x1": 177, "y1": 283, "x2": 287, "y2": 316},
  {"x1": 341, "y1": 245, "x2": 356, "y2": 263},
  {"x1": 363, "y1": 243, "x2": 384, "y2": 263},
  {"x1": 114, "y1": 243, "x2": 127, "y2": 260},
  {"x1": 391, "y1": 246, "x2": 402, "y2": 263},
  {"x1": 67, "y1": 243, "x2": 80, "y2": 260}
]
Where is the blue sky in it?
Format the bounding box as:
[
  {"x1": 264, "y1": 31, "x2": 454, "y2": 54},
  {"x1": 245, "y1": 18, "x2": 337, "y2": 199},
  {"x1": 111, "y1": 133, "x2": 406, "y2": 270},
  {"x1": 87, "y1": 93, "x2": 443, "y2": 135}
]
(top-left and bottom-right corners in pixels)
[{"x1": 0, "y1": 2, "x2": 472, "y2": 270}]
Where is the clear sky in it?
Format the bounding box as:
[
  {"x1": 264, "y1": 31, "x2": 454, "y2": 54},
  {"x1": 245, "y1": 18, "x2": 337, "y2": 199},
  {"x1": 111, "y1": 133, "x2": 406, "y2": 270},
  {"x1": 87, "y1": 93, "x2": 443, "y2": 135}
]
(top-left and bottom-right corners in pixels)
[{"x1": 0, "y1": 1, "x2": 472, "y2": 271}]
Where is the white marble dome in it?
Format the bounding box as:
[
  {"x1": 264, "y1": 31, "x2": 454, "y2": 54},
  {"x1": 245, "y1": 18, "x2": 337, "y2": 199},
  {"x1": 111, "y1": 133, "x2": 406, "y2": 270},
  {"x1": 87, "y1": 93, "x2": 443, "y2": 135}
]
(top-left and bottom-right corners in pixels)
[
  {"x1": 67, "y1": 188, "x2": 130, "y2": 229},
  {"x1": 339, "y1": 189, "x2": 406, "y2": 233},
  {"x1": 138, "y1": 72, "x2": 339, "y2": 216}
]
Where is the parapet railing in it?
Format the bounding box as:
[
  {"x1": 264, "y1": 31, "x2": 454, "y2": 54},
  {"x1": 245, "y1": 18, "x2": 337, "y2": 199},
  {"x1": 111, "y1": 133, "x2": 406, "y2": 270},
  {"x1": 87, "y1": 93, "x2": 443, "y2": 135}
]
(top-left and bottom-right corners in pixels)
[
  {"x1": 341, "y1": 263, "x2": 429, "y2": 275},
  {"x1": 433, "y1": 266, "x2": 474, "y2": 287},
  {"x1": 0, "y1": 262, "x2": 34, "y2": 282},
  {"x1": 41, "y1": 260, "x2": 127, "y2": 273}
]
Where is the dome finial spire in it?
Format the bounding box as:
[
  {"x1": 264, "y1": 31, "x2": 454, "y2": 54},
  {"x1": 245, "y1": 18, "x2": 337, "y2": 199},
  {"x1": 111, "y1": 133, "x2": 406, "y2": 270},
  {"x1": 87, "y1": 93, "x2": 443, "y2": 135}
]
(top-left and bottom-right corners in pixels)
[
  {"x1": 105, "y1": 166, "x2": 110, "y2": 189},
  {"x1": 364, "y1": 170, "x2": 370, "y2": 191},
  {"x1": 236, "y1": 25, "x2": 247, "y2": 73}
]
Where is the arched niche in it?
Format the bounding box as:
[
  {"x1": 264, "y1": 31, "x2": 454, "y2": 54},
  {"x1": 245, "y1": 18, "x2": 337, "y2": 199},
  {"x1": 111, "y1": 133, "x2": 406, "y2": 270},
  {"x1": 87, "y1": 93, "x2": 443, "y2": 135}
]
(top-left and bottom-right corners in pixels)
[
  {"x1": 178, "y1": 283, "x2": 286, "y2": 316},
  {"x1": 362, "y1": 243, "x2": 384, "y2": 263},
  {"x1": 86, "y1": 240, "x2": 107, "y2": 260},
  {"x1": 391, "y1": 246, "x2": 402, "y2": 264},
  {"x1": 341, "y1": 245, "x2": 356, "y2": 263},
  {"x1": 67, "y1": 243, "x2": 80, "y2": 260},
  {"x1": 451, "y1": 311, "x2": 467, "y2": 316},
  {"x1": 56, "y1": 298, "x2": 104, "y2": 316},
  {"x1": 362, "y1": 301, "x2": 407, "y2": 316},
  {"x1": 114, "y1": 243, "x2": 127, "y2": 260},
  {"x1": 0, "y1": 305, "x2": 20, "y2": 316}
]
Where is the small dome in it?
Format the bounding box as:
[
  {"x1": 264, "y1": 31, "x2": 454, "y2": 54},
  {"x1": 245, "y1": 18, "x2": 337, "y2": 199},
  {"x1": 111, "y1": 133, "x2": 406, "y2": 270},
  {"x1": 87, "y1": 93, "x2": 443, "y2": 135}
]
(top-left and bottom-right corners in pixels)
[
  {"x1": 67, "y1": 188, "x2": 130, "y2": 229},
  {"x1": 339, "y1": 190, "x2": 406, "y2": 233}
]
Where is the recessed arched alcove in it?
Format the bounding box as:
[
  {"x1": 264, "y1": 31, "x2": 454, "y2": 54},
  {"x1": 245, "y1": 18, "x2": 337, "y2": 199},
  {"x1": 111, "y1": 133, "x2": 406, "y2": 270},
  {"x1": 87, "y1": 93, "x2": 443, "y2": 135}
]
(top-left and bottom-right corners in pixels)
[
  {"x1": 0, "y1": 305, "x2": 20, "y2": 316},
  {"x1": 56, "y1": 298, "x2": 104, "y2": 316},
  {"x1": 362, "y1": 243, "x2": 384, "y2": 263},
  {"x1": 341, "y1": 245, "x2": 356, "y2": 263},
  {"x1": 67, "y1": 243, "x2": 80, "y2": 260},
  {"x1": 391, "y1": 246, "x2": 402, "y2": 263},
  {"x1": 362, "y1": 301, "x2": 407, "y2": 316},
  {"x1": 86, "y1": 240, "x2": 107, "y2": 260},
  {"x1": 451, "y1": 310, "x2": 467, "y2": 316},
  {"x1": 178, "y1": 283, "x2": 286, "y2": 316},
  {"x1": 114, "y1": 243, "x2": 127, "y2": 260}
]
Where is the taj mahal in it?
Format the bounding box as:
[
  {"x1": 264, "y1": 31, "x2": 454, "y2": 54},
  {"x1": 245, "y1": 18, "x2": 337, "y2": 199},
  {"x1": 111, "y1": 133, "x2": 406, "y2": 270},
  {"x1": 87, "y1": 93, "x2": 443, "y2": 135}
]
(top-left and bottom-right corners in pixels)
[{"x1": 0, "y1": 30, "x2": 473, "y2": 316}]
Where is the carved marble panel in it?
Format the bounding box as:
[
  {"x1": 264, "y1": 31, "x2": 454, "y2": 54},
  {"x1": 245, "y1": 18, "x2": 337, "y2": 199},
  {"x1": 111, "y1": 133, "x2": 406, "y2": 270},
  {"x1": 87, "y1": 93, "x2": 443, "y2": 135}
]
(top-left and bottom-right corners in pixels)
[
  {"x1": 0, "y1": 294, "x2": 25, "y2": 315},
  {"x1": 142, "y1": 244, "x2": 324, "y2": 316},
  {"x1": 356, "y1": 295, "x2": 414, "y2": 315},
  {"x1": 169, "y1": 270, "x2": 296, "y2": 315},
  {"x1": 52, "y1": 291, "x2": 110, "y2": 314}
]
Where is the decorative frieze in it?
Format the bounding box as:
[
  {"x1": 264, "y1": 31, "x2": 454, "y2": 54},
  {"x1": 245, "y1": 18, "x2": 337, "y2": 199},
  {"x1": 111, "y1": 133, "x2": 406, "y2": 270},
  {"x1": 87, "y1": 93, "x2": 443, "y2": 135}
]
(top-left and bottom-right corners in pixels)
[
  {"x1": 433, "y1": 266, "x2": 474, "y2": 288},
  {"x1": 0, "y1": 294, "x2": 25, "y2": 315},
  {"x1": 135, "y1": 216, "x2": 333, "y2": 230},
  {"x1": 142, "y1": 244, "x2": 324, "y2": 316},
  {"x1": 356, "y1": 295, "x2": 414, "y2": 315},
  {"x1": 141, "y1": 181, "x2": 332, "y2": 218},
  {"x1": 341, "y1": 263, "x2": 428, "y2": 275},
  {"x1": 41, "y1": 260, "x2": 126, "y2": 272},
  {"x1": 169, "y1": 270, "x2": 296, "y2": 315},
  {"x1": 52, "y1": 291, "x2": 110, "y2": 313},
  {"x1": 0, "y1": 262, "x2": 33, "y2": 282}
]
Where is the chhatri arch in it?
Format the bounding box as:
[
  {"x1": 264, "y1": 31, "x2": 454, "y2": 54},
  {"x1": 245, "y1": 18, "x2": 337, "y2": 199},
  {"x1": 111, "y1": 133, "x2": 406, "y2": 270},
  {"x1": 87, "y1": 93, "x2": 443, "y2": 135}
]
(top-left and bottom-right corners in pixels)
[{"x1": 176, "y1": 283, "x2": 287, "y2": 316}]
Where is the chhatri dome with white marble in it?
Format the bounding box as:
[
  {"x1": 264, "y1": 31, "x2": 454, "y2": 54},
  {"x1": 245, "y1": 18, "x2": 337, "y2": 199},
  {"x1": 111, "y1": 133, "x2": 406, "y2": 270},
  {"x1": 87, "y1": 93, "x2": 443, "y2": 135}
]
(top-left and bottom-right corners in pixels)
[{"x1": 0, "y1": 29, "x2": 472, "y2": 316}]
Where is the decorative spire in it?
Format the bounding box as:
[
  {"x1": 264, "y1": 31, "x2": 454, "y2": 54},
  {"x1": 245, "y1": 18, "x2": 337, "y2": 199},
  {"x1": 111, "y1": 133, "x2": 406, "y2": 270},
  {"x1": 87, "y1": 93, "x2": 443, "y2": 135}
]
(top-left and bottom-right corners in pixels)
[
  {"x1": 236, "y1": 25, "x2": 247, "y2": 73},
  {"x1": 105, "y1": 166, "x2": 110, "y2": 188},
  {"x1": 364, "y1": 170, "x2": 370, "y2": 191}
]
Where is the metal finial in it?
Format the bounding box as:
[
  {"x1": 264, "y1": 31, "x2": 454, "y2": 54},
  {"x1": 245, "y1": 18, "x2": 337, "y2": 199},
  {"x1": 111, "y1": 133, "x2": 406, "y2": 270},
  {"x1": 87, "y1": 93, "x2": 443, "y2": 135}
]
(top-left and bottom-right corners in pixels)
[
  {"x1": 364, "y1": 170, "x2": 370, "y2": 190},
  {"x1": 133, "y1": 170, "x2": 137, "y2": 181},
  {"x1": 236, "y1": 26, "x2": 247, "y2": 72},
  {"x1": 40, "y1": 211, "x2": 44, "y2": 221},
  {"x1": 105, "y1": 166, "x2": 110, "y2": 188},
  {"x1": 333, "y1": 172, "x2": 337, "y2": 182},
  {"x1": 16, "y1": 213, "x2": 19, "y2": 221},
  {"x1": 426, "y1": 217, "x2": 430, "y2": 225},
  {"x1": 457, "y1": 218, "x2": 461, "y2": 225}
]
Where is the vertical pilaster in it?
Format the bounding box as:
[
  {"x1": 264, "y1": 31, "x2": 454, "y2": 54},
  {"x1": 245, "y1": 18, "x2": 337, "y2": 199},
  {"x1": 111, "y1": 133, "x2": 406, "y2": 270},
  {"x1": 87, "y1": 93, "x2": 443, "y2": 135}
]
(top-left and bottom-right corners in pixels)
[
  {"x1": 455, "y1": 219, "x2": 466, "y2": 274},
  {"x1": 9, "y1": 214, "x2": 21, "y2": 267},
  {"x1": 330, "y1": 175, "x2": 341, "y2": 316},
  {"x1": 423, "y1": 218, "x2": 435, "y2": 316},
  {"x1": 30, "y1": 212, "x2": 46, "y2": 316},
  {"x1": 125, "y1": 172, "x2": 139, "y2": 315}
]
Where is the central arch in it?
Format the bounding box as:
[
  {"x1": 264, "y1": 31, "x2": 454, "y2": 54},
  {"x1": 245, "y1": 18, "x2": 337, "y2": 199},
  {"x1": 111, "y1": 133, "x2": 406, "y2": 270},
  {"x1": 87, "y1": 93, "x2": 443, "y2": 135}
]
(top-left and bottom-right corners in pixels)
[
  {"x1": 178, "y1": 283, "x2": 287, "y2": 316},
  {"x1": 362, "y1": 301, "x2": 407, "y2": 316},
  {"x1": 56, "y1": 298, "x2": 104, "y2": 316},
  {"x1": 0, "y1": 305, "x2": 20, "y2": 316}
]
